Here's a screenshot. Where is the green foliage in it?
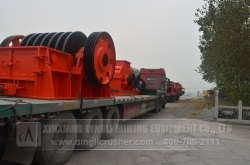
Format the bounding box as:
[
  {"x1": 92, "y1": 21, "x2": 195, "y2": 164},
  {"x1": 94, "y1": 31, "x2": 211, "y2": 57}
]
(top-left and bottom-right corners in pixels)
[{"x1": 195, "y1": 0, "x2": 250, "y2": 104}]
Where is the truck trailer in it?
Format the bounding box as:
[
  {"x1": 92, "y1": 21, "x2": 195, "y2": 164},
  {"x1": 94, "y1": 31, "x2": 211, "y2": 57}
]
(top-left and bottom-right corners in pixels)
[{"x1": 0, "y1": 31, "x2": 167, "y2": 165}]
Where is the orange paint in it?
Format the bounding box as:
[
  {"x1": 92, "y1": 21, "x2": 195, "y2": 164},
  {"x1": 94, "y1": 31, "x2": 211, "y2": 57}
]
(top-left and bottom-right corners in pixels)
[
  {"x1": 110, "y1": 60, "x2": 139, "y2": 96},
  {"x1": 0, "y1": 46, "x2": 111, "y2": 99}
]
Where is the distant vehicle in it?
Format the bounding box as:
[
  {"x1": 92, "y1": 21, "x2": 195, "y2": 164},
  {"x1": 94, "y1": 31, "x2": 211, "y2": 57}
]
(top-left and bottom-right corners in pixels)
[
  {"x1": 203, "y1": 90, "x2": 214, "y2": 98},
  {"x1": 138, "y1": 68, "x2": 167, "y2": 95},
  {"x1": 165, "y1": 81, "x2": 185, "y2": 102}
]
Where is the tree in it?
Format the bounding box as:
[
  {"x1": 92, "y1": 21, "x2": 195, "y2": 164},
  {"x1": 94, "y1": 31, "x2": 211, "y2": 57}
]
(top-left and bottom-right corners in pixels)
[{"x1": 195, "y1": 0, "x2": 250, "y2": 104}]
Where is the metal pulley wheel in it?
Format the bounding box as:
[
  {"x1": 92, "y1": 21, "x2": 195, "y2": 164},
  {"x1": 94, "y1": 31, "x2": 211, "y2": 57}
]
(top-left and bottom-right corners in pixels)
[
  {"x1": 84, "y1": 32, "x2": 116, "y2": 85},
  {"x1": 54, "y1": 32, "x2": 71, "y2": 50},
  {"x1": 61, "y1": 31, "x2": 87, "y2": 54},
  {"x1": 47, "y1": 32, "x2": 64, "y2": 48},
  {"x1": 0, "y1": 35, "x2": 24, "y2": 47},
  {"x1": 21, "y1": 33, "x2": 36, "y2": 46},
  {"x1": 40, "y1": 32, "x2": 57, "y2": 46},
  {"x1": 32, "y1": 33, "x2": 49, "y2": 46},
  {"x1": 20, "y1": 31, "x2": 87, "y2": 55}
]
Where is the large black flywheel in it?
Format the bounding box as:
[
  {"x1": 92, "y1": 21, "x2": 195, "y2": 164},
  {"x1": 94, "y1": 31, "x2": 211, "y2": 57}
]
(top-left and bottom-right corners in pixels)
[{"x1": 84, "y1": 32, "x2": 116, "y2": 85}]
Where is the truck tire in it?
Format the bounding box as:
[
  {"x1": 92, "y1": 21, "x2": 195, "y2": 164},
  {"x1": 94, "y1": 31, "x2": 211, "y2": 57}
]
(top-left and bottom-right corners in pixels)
[
  {"x1": 153, "y1": 99, "x2": 162, "y2": 113},
  {"x1": 0, "y1": 126, "x2": 6, "y2": 159},
  {"x1": 33, "y1": 112, "x2": 77, "y2": 165},
  {"x1": 0, "y1": 146, "x2": 3, "y2": 160},
  {"x1": 170, "y1": 96, "x2": 176, "y2": 102},
  {"x1": 162, "y1": 103, "x2": 166, "y2": 109},
  {"x1": 102, "y1": 107, "x2": 120, "y2": 139},
  {"x1": 0, "y1": 141, "x2": 5, "y2": 160},
  {"x1": 76, "y1": 109, "x2": 103, "y2": 149},
  {"x1": 154, "y1": 96, "x2": 166, "y2": 113},
  {"x1": 168, "y1": 96, "x2": 173, "y2": 103}
]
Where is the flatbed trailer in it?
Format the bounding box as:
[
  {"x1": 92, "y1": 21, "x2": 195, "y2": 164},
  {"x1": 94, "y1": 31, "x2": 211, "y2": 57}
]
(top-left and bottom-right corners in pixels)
[
  {"x1": 0, "y1": 95, "x2": 157, "y2": 118},
  {"x1": 0, "y1": 31, "x2": 167, "y2": 165},
  {"x1": 0, "y1": 94, "x2": 163, "y2": 165}
]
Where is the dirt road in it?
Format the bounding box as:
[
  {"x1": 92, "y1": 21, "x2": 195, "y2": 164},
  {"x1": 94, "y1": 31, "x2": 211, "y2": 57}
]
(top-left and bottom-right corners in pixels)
[{"x1": 66, "y1": 97, "x2": 250, "y2": 165}]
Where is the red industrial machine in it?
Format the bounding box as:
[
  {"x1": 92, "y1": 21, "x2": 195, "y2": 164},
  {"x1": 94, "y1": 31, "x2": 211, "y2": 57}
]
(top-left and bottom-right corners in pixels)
[
  {"x1": 0, "y1": 31, "x2": 116, "y2": 99},
  {"x1": 110, "y1": 60, "x2": 139, "y2": 96},
  {"x1": 139, "y1": 68, "x2": 167, "y2": 94}
]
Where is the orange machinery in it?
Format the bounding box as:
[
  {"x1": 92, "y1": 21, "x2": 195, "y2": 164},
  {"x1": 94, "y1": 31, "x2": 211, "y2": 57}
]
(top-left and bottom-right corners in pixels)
[
  {"x1": 110, "y1": 60, "x2": 139, "y2": 96},
  {"x1": 0, "y1": 31, "x2": 116, "y2": 99}
]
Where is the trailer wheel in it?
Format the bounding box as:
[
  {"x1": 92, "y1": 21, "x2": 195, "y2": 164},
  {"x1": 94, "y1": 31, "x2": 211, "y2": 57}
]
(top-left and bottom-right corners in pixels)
[
  {"x1": 0, "y1": 142, "x2": 5, "y2": 160},
  {"x1": 0, "y1": 146, "x2": 3, "y2": 160},
  {"x1": 0, "y1": 140, "x2": 5, "y2": 160},
  {"x1": 0, "y1": 126, "x2": 6, "y2": 160},
  {"x1": 76, "y1": 109, "x2": 103, "y2": 149},
  {"x1": 154, "y1": 96, "x2": 166, "y2": 113},
  {"x1": 169, "y1": 96, "x2": 176, "y2": 102},
  {"x1": 33, "y1": 112, "x2": 77, "y2": 165},
  {"x1": 153, "y1": 99, "x2": 162, "y2": 113},
  {"x1": 102, "y1": 107, "x2": 120, "y2": 139},
  {"x1": 162, "y1": 103, "x2": 166, "y2": 109}
]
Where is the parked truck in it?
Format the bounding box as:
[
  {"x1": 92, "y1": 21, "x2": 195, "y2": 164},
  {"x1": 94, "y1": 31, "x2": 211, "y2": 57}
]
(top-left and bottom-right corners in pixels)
[
  {"x1": 165, "y1": 81, "x2": 185, "y2": 102},
  {"x1": 0, "y1": 32, "x2": 168, "y2": 165}
]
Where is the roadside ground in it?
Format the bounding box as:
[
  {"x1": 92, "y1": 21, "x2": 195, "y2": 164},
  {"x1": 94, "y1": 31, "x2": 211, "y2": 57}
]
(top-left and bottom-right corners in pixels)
[{"x1": 66, "y1": 97, "x2": 250, "y2": 165}]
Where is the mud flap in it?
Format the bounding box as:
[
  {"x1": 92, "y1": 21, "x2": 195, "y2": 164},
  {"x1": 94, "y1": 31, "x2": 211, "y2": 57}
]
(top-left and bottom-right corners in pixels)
[{"x1": 2, "y1": 122, "x2": 40, "y2": 165}]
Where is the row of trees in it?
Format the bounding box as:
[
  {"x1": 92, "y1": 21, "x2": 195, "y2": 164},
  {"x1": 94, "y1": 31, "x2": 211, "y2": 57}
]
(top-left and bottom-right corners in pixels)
[{"x1": 195, "y1": 0, "x2": 250, "y2": 104}]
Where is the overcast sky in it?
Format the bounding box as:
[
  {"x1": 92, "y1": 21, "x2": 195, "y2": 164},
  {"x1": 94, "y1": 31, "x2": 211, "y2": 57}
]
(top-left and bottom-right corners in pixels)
[{"x1": 0, "y1": 0, "x2": 214, "y2": 94}]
